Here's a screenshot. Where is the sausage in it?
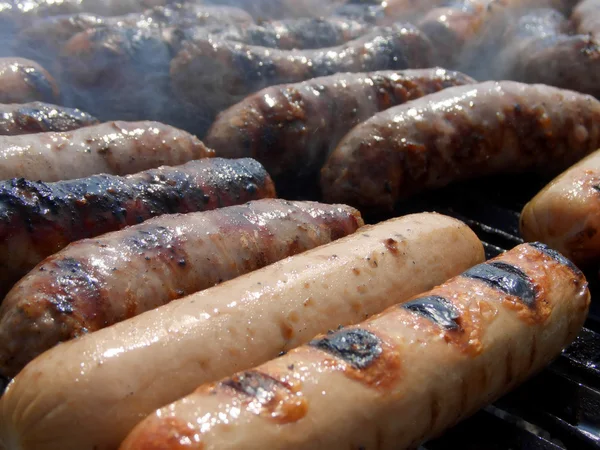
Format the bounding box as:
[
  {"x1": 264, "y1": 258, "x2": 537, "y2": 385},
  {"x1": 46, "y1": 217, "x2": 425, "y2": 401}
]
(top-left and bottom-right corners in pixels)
[
  {"x1": 520, "y1": 148, "x2": 600, "y2": 267},
  {"x1": 201, "y1": 0, "x2": 345, "y2": 20},
  {"x1": 0, "y1": 58, "x2": 59, "y2": 104},
  {"x1": 492, "y1": 8, "x2": 600, "y2": 98},
  {"x1": 0, "y1": 120, "x2": 214, "y2": 182},
  {"x1": 0, "y1": 157, "x2": 275, "y2": 299},
  {"x1": 0, "y1": 102, "x2": 98, "y2": 135},
  {"x1": 0, "y1": 212, "x2": 485, "y2": 450},
  {"x1": 321, "y1": 81, "x2": 600, "y2": 213},
  {"x1": 335, "y1": 1, "x2": 452, "y2": 25},
  {"x1": 572, "y1": 0, "x2": 600, "y2": 36},
  {"x1": 205, "y1": 68, "x2": 475, "y2": 193},
  {"x1": 0, "y1": 198, "x2": 361, "y2": 379},
  {"x1": 170, "y1": 24, "x2": 435, "y2": 118},
  {"x1": 120, "y1": 242, "x2": 590, "y2": 450}
]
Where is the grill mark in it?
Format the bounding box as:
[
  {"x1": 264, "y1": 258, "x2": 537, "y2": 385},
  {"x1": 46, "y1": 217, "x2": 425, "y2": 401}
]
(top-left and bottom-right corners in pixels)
[
  {"x1": 309, "y1": 329, "x2": 382, "y2": 369},
  {"x1": 528, "y1": 242, "x2": 584, "y2": 277},
  {"x1": 402, "y1": 295, "x2": 461, "y2": 330},
  {"x1": 462, "y1": 262, "x2": 538, "y2": 307},
  {"x1": 220, "y1": 371, "x2": 307, "y2": 424}
]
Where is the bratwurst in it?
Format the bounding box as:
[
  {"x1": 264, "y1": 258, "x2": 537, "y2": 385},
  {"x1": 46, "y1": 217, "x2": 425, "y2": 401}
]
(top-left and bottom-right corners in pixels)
[
  {"x1": 0, "y1": 120, "x2": 214, "y2": 181},
  {"x1": 0, "y1": 157, "x2": 275, "y2": 299},
  {"x1": 0, "y1": 102, "x2": 98, "y2": 135},
  {"x1": 321, "y1": 81, "x2": 600, "y2": 213},
  {"x1": 0, "y1": 212, "x2": 484, "y2": 450},
  {"x1": 0, "y1": 199, "x2": 361, "y2": 378},
  {"x1": 121, "y1": 242, "x2": 590, "y2": 450}
]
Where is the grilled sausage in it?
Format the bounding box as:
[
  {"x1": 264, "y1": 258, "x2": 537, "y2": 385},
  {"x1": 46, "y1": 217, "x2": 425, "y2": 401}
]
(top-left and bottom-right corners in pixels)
[
  {"x1": 493, "y1": 8, "x2": 600, "y2": 98},
  {"x1": 520, "y1": 148, "x2": 600, "y2": 267},
  {"x1": 0, "y1": 120, "x2": 214, "y2": 182},
  {"x1": 0, "y1": 58, "x2": 59, "y2": 104},
  {"x1": 170, "y1": 24, "x2": 435, "y2": 118},
  {"x1": 0, "y1": 198, "x2": 360, "y2": 378},
  {"x1": 321, "y1": 81, "x2": 600, "y2": 213},
  {"x1": 202, "y1": 0, "x2": 345, "y2": 20},
  {"x1": 572, "y1": 0, "x2": 600, "y2": 36},
  {"x1": 0, "y1": 157, "x2": 275, "y2": 299},
  {"x1": 205, "y1": 68, "x2": 475, "y2": 193},
  {"x1": 0, "y1": 213, "x2": 485, "y2": 450},
  {"x1": 0, "y1": 102, "x2": 98, "y2": 135},
  {"x1": 120, "y1": 242, "x2": 590, "y2": 450}
]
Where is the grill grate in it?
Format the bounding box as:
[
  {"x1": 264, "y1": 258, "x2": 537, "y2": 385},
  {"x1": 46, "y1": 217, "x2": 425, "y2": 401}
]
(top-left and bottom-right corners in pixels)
[{"x1": 373, "y1": 174, "x2": 600, "y2": 450}]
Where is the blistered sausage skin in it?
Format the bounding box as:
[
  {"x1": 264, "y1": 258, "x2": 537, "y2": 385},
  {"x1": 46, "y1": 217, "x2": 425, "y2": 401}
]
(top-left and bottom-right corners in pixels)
[
  {"x1": 520, "y1": 148, "x2": 600, "y2": 267},
  {"x1": 572, "y1": 0, "x2": 600, "y2": 36},
  {"x1": 0, "y1": 58, "x2": 59, "y2": 104},
  {"x1": 0, "y1": 158, "x2": 275, "y2": 299},
  {"x1": 0, "y1": 120, "x2": 214, "y2": 182},
  {"x1": 321, "y1": 81, "x2": 600, "y2": 213},
  {"x1": 121, "y1": 242, "x2": 590, "y2": 450},
  {"x1": 205, "y1": 68, "x2": 475, "y2": 188},
  {"x1": 493, "y1": 8, "x2": 600, "y2": 98},
  {"x1": 0, "y1": 102, "x2": 98, "y2": 135},
  {"x1": 170, "y1": 24, "x2": 435, "y2": 117},
  {"x1": 0, "y1": 199, "x2": 359, "y2": 379},
  {"x1": 0, "y1": 213, "x2": 484, "y2": 450}
]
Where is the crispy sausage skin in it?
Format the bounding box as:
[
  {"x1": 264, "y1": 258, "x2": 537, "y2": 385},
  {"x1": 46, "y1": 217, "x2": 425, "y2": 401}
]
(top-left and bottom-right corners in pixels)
[
  {"x1": 0, "y1": 158, "x2": 275, "y2": 299},
  {"x1": 0, "y1": 58, "x2": 59, "y2": 104},
  {"x1": 0, "y1": 120, "x2": 214, "y2": 182},
  {"x1": 0, "y1": 199, "x2": 360, "y2": 379},
  {"x1": 572, "y1": 0, "x2": 600, "y2": 36},
  {"x1": 205, "y1": 68, "x2": 475, "y2": 191},
  {"x1": 170, "y1": 24, "x2": 435, "y2": 117},
  {"x1": 0, "y1": 102, "x2": 98, "y2": 135},
  {"x1": 121, "y1": 242, "x2": 590, "y2": 450},
  {"x1": 321, "y1": 81, "x2": 600, "y2": 213},
  {"x1": 520, "y1": 148, "x2": 600, "y2": 267},
  {"x1": 0, "y1": 213, "x2": 484, "y2": 450}
]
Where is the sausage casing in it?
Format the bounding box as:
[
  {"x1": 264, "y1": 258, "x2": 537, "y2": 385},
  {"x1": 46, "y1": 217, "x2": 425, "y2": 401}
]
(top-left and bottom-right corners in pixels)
[
  {"x1": 572, "y1": 0, "x2": 600, "y2": 36},
  {"x1": 121, "y1": 242, "x2": 590, "y2": 450},
  {"x1": 520, "y1": 148, "x2": 600, "y2": 267},
  {"x1": 0, "y1": 120, "x2": 214, "y2": 182},
  {"x1": 321, "y1": 81, "x2": 600, "y2": 213},
  {"x1": 0, "y1": 157, "x2": 275, "y2": 299},
  {"x1": 0, "y1": 58, "x2": 59, "y2": 104},
  {"x1": 0, "y1": 102, "x2": 98, "y2": 135},
  {"x1": 0, "y1": 212, "x2": 484, "y2": 450}
]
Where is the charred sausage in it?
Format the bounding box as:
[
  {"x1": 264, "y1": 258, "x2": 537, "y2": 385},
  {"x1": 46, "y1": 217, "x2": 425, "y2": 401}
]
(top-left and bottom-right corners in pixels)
[
  {"x1": 0, "y1": 120, "x2": 214, "y2": 182},
  {"x1": 170, "y1": 24, "x2": 435, "y2": 118},
  {"x1": 205, "y1": 68, "x2": 475, "y2": 192},
  {"x1": 121, "y1": 242, "x2": 590, "y2": 450},
  {"x1": 0, "y1": 213, "x2": 485, "y2": 450},
  {"x1": 492, "y1": 8, "x2": 600, "y2": 98},
  {"x1": 0, "y1": 157, "x2": 275, "y2": 299},
  {"x1": 0, "y1": 198, "x2": 361, "y2": 378},
  {"x1": 572, "y1": 0, "x2": 600, "y2": 36},
  {"x1": 0, "y1": 102, "x2": 97, "y2": 135},
  {"x1": 520, "y1": 148, "x2": 600, "y2": 267},
  {"x1": 321, "y1": 81, "x2": 600, "y2": 213},
  {"x1": 0, "y1": 58, "x2": 59, "y2": 104}
]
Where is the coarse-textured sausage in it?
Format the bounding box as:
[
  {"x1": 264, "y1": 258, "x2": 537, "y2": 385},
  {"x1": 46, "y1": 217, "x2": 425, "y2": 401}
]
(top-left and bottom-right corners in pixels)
[
  {"x1": 205, "y1": 68, "x2": 475, "y2": 192},
  {"x1": 170, "y1": 24, "x2": 435, "y2": 118},
  {"x1": 572, "y1": 0, "x2": 600, "y2": 36},
  {"x1": 0, "y1": 58, "x2": 59, "y2": 104},
  {"x1": 493, "y1": 8, "x2": 600, "y2": 98},
  {"x1": 0, "y1": 157, "x2": 275, "y2": 299},
  {"x1": 0, "y1": 212, "x2": 485, "y2": 450},
  {"x1": 0, "y1": 102, "x2": 98, "y2": 135},
  {"x1": 520, "y1": 148, "x2": 600, "y2": 267},
  {"x1": 0, "y1": 198, "x2": 361, "y2": 378},
  {"x1": 0, "y1": 120, "x2": 214, "y2": 182},
  {"x1": 120, "y1": 242, "x2": 590, "y2": 450},
  {"x1": 321, "y1": 81, "x2": 600, "y2": 213}
]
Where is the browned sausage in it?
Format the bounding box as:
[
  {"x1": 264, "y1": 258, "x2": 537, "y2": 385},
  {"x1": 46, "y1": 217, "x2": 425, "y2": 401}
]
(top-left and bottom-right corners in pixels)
[
  {"x1": 0, "y1": 102, "x2": 98, "y2": 135},
  {"x1": 321, "y1": 81, "x2": 600, "y2": 213},
  {"x1": 120, "y1": 242, "x2": 590, "y2": 450},
  {"x1": 572, "y1": 0, "x2": 600, "y2": 36},
  {"x1": 0, "y1": 58, "x2": 59, "y2": 104},
  {"x1": 0, "y1": 157, "x2": 275, "y2": 299}
]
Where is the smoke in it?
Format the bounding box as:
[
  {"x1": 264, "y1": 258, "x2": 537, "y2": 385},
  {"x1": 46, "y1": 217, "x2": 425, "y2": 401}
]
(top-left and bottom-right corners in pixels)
[{"x1": 0, "y1": 0, "x2": 593, "y2": 141}]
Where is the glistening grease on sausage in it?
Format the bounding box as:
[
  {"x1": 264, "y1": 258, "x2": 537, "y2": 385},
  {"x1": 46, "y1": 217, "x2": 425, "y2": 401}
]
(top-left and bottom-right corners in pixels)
[
  {"x1": 120, "y1": 242, "x2": 589, "y2": 450},
  {"x1": 0, "y1": 212, "x2": 484, "y2": 450}
]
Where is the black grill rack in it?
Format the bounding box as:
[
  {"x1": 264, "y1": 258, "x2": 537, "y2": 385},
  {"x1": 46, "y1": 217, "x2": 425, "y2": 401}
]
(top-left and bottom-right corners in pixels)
[{"x1": 373, "y1": 174, "x2": 600, "y2": 450}]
